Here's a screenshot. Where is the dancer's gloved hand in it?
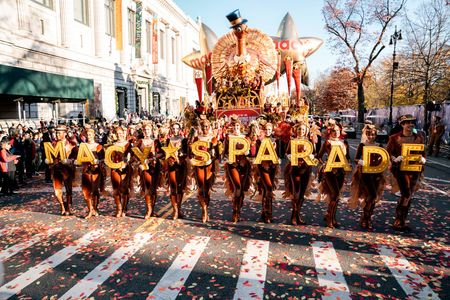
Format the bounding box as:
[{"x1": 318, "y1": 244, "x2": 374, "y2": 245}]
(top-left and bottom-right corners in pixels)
[
  {"x1": 357, "y1": 159, "x2": 364, "y2": 166},
  {"x1": 392, "y1": 156, "x2": 403, "y2": 163},
  {"x1": 419, "y1": 156, "x2": 426, "y2": 164},
  {"x1": 309, "y1": 154, "x2": 315, "y2": 160}
]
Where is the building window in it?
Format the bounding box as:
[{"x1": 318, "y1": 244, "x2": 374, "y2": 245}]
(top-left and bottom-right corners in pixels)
[
  {"x1": 32, "y1": 0, "x2": 53, "y2": 9},
  {"x1": 105, "y1": 0, "x2": 115, "y2": 37},
  {"x1": 160, "y1": 29, "x2": 165, "y2": 59},
  {"x1": 74, "y1": 0, "x2": 89, "y2": 25},
  {"x1": 146, "y1": 21, "x2": 151, "y2": 54},
  {"x1": 171, "y1": 37, "x2": 175, "y2": 64},
  {"x1": 128, "y1": 9, "x2": 136, "y2": 46}
]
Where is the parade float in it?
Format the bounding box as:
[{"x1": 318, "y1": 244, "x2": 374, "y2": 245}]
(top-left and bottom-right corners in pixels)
[{"x1": 182, "y1": 10, "x2": 323, "y2": 123}]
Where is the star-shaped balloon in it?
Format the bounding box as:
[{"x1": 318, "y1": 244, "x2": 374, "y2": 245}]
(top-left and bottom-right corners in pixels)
[
  {"x1": 267, "y1": 13, "x2": 323, "y2": 86},
  {"x1": 182, "y1": 23, "x2": 218, "y2": 70},
  {"x1": 162, "y1": 141, "x2": 180, "y2": 160},
  {"x1": 182, "y1": 23, "x2": 218, "y2": 96}
]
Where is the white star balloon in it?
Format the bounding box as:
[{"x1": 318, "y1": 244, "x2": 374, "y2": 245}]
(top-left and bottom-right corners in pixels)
[
  {"x1": 182, "y1": 23, "x2": 218, "y2": 70},
  {"x1": 268, "y1": 13, "x2": 323, "y2": 86}
]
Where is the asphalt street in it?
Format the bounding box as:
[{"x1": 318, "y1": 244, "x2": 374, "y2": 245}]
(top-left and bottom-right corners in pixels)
[{"x1": 0, "y1": 138, "x2": 448, "y2": 299}]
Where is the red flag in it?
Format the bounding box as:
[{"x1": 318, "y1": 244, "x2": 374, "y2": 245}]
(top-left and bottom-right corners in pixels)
[
  {"x1": 205, "y1": 62, "x2": 213, "y2": 95},
  {"x1": 284, "y1": 57, "x2": 293, "y2": 96},
  {"x1": 195, "y1": 76, "x2": 203, "y2": 103},
  {"x1": 276, "y1": 51, "x2": 281, "y2": 94},
  {"x1": 293, "y1": 63, "x2": 302, "y2": 106}
]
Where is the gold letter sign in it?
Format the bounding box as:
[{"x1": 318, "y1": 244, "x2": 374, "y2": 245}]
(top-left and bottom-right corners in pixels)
[
  {"x1": 44, "y1": 142, "x2": 66, "y2": 164},
  {"x1": 290, "y1": 139, "x2": 318, "y2": 166},
  {"x1": 228, "y1": 136, "x2": 250, "y2": 163},
  {"x1": 324, "y1": 145, "x2": 352, "y2": 172},
  {"x1": 76, "y1": 143, "x2": 95, "y2": 164},
  {"x1": 362, "y1": 146, "x2": 389, "y2": 174},
  {"x1": 254, "y1": 138, "x2": 279, "y2": 165},
  {"x1": 191, "y1": 141, "x2": 211, "y2": 166},
  {"x1": 400, "y1": 143, "x2": 425, "y2": 172},
  {"x1": 105, "y1": 145, "x2": 125, "y2": 169}
]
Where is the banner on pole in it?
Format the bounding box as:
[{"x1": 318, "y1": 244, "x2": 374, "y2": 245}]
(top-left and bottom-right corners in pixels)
[
  {"x1": 135, "y1": 2, "x2": 142, "y2": 58},
  {"x1": 115, "y1": 0, "x2": 123, "y2": 51},
  {"x1": 152, "y1": 16, "x2": 158, "y2": 64}
]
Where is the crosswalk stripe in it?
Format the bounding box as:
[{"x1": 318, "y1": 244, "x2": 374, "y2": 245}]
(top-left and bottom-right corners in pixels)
[
  {"x1": 0, "y1": 229, "x2": 103, "y2": 299},
  {"x1": 311, "y1": 241, "x2": 351, "y2": 300},
  {"x1": 378, "y1": 245, "x2": 440, "y2": 300},
  {"x1": 59, "y1": 232, "x2": 153, "y2": 300},
  {"x1": 422, "y1": 181, "x2": 448, "y2": 196},
  {"x1": 0, "y1": 228, "x2": 62, "y2": 262},
  {"x1": 147, "y1": 236, "x2": 210, "y2": 300},
  {"x1": 233, "y1": 239, "x2": 269, "y2": 300}
]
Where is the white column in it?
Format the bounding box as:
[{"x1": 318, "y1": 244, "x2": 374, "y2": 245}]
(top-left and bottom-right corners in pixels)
[
  {"x1": 165, "y1": 25, "x2": 171, "y2": 116},
  {"x1": 93, "y1": 0, "x2": 105, "y2": 57},
  {"x1": 17, "y1": 100, "x2": 22, "y2": 121},
  {"x1": 166, "y1": 97, "x2": 170, "y2": 116},
  {"x1": 165, "y1": 24, "x2": 171, "y2": 79},
  {"x1": 82, "y1": 102, "x2": 86, "y2": 126},
  {"x1": 182, "y1": 23, "x2": 189, "y2": 82},
  {"x1": 176, "y1": 33, "x2": 181, "y2": 81},
  {"x1": 16, "y1": 0, "x2": 29, "y2": 31},
  {"x1": 148, "y1": 78, "x2": 154, "y2": 113},
  {"x1": 55, "y1": 101, "x2": 59, "y2": 122},
  {"x1": 120, "y1": 3, "x2": 128, "y2": 64},
  {"x1": 59, "y1": 0, "x2": 74, "y2": 48}
]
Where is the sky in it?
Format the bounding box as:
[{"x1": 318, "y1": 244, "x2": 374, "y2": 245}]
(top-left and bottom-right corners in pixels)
[{"x1": 174, "y1": 0, "x2": 423, "y2": 86}]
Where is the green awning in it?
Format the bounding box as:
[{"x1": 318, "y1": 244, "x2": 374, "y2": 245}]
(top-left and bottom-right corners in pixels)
[{"x1": 0, "y1": 64, "x2": 94, "y2": 100}]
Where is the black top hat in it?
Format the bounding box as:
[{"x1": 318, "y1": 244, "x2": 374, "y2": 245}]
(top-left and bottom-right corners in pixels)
[{"x1": 226, "y1": 9, "x2": 248, "y2": 28}]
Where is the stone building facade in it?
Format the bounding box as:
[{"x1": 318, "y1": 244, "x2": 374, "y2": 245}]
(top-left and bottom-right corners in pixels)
[{"x1": 0, "y1": 0, "x2": 199, "y2": 121}]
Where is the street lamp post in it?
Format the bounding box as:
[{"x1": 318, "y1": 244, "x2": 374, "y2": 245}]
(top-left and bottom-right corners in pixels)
[{"x1": 388, "y1": 26, "x2": 402, "y2": 126}]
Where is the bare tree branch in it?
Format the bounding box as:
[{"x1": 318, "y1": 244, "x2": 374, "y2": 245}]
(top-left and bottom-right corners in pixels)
[{"x1": 322, "y1": 0, "x2": 407, "y2": 122}]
